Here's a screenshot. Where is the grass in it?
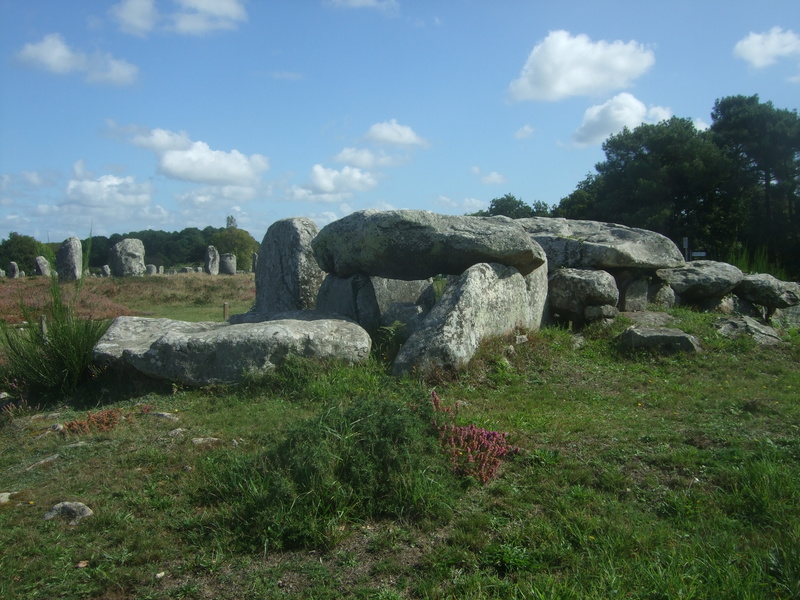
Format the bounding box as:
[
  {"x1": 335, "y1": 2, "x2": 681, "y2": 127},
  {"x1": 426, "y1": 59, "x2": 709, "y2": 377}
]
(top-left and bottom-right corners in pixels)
[{"x1": 0, "y1": 276, "x2": 799, "y2": 598}]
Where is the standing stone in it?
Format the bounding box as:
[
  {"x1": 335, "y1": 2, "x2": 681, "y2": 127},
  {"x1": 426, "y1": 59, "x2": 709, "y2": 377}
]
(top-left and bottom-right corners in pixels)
[
  {"x1": 7, "y1": 262, "x2": 19, "y2": 279},
  {"x1": 56, "y1": 237, "x2": 83, "y2": 281},
  {"x1": 158, "y1": 265, "x2": 164, "y2": 275},
  {"x1": 220, "y1": 253, "x2": 237, "y2": 275},
  {"x1": 252, "y1": 252, "x2": 258, "y2": 273},
  {"x1": 204, "y1": 245, "x2": 220, "y2": 275},
  {"x1": 145, "y1": 264, "x2": 157, "y2": 276},
  {"x1": 109, "y1": 238, "x2": 146, "y2": 277},
  {"x1": 34, "y1": 256, "x2": 52, "y2": 277},
  {"x1": 101, "y1": 265, "x2": 112, "y2": 277}
]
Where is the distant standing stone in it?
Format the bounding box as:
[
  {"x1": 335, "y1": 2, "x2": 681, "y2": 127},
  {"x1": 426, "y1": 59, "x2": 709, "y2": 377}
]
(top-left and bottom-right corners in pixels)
[
  {"x1": 220, "y1": 253, "x2": 237, "y2": 275},
  {"x1": 34, "y1": 255, "x2": 52, "y2": 277},
  {"x1": 145, "y1": 264, "x2": 157, "y2": 276},
  {"x1": 109, "y1": 238, "x2": 146, "y2": 277},
  {"x1": 204, "y1": 245, "x2": 220, "y2": 275},
  {"x1": 7, "y1": 261, "x2": 19, "y2": 279},
  {"x1": 56, "y1": 237, "x2": 83, "y2": 281},
  {"x1": 101, "y1": 265, "x2": 111, "y2": 277}
]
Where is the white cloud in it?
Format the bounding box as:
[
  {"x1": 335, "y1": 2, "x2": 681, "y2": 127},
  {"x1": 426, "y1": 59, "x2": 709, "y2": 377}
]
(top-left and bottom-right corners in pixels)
[
  {"x1": 364, "y1": 119, "x2": 428, "y2": 146},
  {"x1": 734, "y1": 27, "x2": 800, "y2": 68},
  {"x1": 16, "y1": 33, "x2": 138, "y2": 85},
  {"x1": 693, "y1": 118, "x2": 711, "y2": 131},
  {"x1": 572, "y1": 92, "x2": 672, "y2": 146},
  {"x1": 334, "y1": 147, "x2": 404, "y2": 169},
  {"x1": 65, "y1": 174, "x2": 153, "y2": 208},
  {"x1": 161, "y1": 142, "x2": 269, "y2": 186},
  {"x1": 310, "y1": 164, "x2": 377, "y2": 194},
  {"x1": 470, "y1": 166, "x2": 507, "y2": 185},
  {"x1": 110, "y1": 0, "x2": 159, "y2": 36},
  {"x1": 129, "y1": 127, "x2": 269, "y2": 186},
  {"x1": 328, "y1": 0, "x2": 398, "y2": 12},
  {"x1": 176, "y1": 184, "x2": 258, "y2": 209},
  {"x1": 514, "y1": 124, "x2": 535, "y2": 139},
  {"x1": 509, "y1": 30, "x2": 655, "y2": 101},
  {"x1": 169, "y1": 0, "x2": 248, "y2": 34}
]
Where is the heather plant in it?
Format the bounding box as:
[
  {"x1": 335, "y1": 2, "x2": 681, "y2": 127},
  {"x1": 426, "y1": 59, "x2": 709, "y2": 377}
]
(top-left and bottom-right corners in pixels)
[{"x1": 431, "y1": 390, "x2": 520, "y2": 483}]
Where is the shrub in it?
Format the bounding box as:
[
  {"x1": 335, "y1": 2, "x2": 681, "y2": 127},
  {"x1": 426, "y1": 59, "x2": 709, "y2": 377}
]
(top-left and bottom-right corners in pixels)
[
  {"x1": 199, "y1": 395, "x2": 459, "y2": 552},
  {"x1": 1, "y1": 275, "x2": 109, "y2": 402}
]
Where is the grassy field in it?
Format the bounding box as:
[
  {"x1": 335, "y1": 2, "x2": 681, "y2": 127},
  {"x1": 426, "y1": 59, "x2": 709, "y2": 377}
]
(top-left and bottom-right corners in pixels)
[{"x1": 1, "y1": 275, "x2": 799, "y2": 599}]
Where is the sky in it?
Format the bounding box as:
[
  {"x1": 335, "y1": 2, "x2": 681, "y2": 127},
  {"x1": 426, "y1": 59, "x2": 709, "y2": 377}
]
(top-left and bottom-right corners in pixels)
[{"x1": 1, "y1": 0, "x2": 799, "y2": 245}]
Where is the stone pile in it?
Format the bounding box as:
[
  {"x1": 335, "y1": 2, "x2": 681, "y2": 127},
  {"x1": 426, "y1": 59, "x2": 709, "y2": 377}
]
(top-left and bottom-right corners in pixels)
[{"x1": 94, "y1": 210, "x2": 800, "y2": 385}]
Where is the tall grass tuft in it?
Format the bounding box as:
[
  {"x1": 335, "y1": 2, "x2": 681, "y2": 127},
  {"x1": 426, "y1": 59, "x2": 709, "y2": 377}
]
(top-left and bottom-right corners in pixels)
[
  {"x1": 1, "y1": 271, "x2": 109, "y2": 403},
  {"x1": 199, "y1": 395, "x2": 459, "y2": 552},
  {"x1": 725, "y1": 245, "x2": 788, "y2": 280}
]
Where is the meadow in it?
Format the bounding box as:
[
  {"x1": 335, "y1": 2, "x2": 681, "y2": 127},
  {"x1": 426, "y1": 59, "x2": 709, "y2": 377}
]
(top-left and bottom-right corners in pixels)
[{"x1": 1, "y1": 274, "x2": 799, "y2": 599}]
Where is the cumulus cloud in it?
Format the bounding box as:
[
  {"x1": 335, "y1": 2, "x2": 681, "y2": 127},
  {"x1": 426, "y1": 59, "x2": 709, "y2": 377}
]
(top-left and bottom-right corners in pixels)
[
  {"x1": 514, "y1": 124, "x2": 535, "y2": 139},
  {"x1": 65, "y1": 174, "x2": 153, "y2": 208},
  {"x1": 110, "y1": 0, "x2": 159, "y2": 36},
  {"x1": 334, "y1": 147, "x2": 404, "y2": 169},
  {"x1": 471, "y1": 166, "x2": 507, "y2": 185},
  {"x1": 129, "y1": 127, "x2": 269, "y2": 186},
  {"x1": 310, "y1": 164, "x2": 377, "y2": 194},
  {"x1": 16, "y1": 33, "x2": 138, "y2": 85},
  {"x1": 110, "y1": 0, "x2": 247, "y2": 35},
  {"x1": 572, "y1": 92, "x2": 671, "y2": 146},
  {"x1": 364, "y1": 119, "x2": 428, "y2": 146},
  {"x1": 734, "y1": 27, "x2": 800, "y2": 68},
  {"x1": 509, "y1": 30, "x2": 655, "y2": 101}
]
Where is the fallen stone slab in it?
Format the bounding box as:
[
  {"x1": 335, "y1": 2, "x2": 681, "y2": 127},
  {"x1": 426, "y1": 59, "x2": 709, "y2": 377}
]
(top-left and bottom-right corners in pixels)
[
  {"x1": 94, "y1": 315, "x2": 371, "y2": 386},
  {"x1": 618, "y1": 326, "x2": 702, "y2": 353},
  {"x1": 734, "y1": 274, "x2": 800, "y2": 310},
  {"x1": 518, "y1": 217, "x2": 685, "y2": 271},
  {"x1": 713, "y1": 316, "x2": 783, "y2": 346},
  {"x1": 312, "y1": 210, "x2": 546, "y2": 279}
]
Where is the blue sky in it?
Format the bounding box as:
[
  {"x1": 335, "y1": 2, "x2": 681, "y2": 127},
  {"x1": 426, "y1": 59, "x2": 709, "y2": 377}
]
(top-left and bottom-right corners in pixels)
[{"x1": 1, "y1": 0, "x2": 799, "y2": 244}]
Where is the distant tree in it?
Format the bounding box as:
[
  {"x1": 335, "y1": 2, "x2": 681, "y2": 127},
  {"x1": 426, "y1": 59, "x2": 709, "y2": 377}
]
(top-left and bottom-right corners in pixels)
[
  {"x1": 210, "y1": 227, "x2": 259, "y2": 271},
  {"x1": 472, "y1": 193, "x2": 547, "y2": 218},
  {"x1": 0, "y1": 232, "x2": 55, "y2": 274},
  {"x1": 226, "y1": 215, "x2": 238, "y2": 229}
]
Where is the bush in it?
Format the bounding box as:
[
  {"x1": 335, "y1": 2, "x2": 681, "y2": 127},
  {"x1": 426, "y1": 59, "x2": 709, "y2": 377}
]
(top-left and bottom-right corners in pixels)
[
  {"x1": 199, "y1": 395, "x2": 459, "y2": 552},
  {"x1": 1, "y1": 275, "x2": 109, "y2": 402}
]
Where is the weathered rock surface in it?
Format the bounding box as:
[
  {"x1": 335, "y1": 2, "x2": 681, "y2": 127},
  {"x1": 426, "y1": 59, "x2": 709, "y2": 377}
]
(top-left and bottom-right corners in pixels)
[
  {"x1": 56, "y1": 236, "x2": 83, "y2": 281},
  {"x1": 548, "y1": 268, "x2": 619, "y2": 322},
  {"x1": 618, "y1": 326, "x2": 702, "y2": 353},
  {"x1": 734, "y1": 274, "x2": 800, "y2": 309},
  {"x1": 393, "y1": 263, "x2": 535, "y2": 377},
  {"x1": 109, "y1": 238, "x2": 146, "y2": 277},
  {"x1": 656, "y1": 260, "x2": 743, "y2": 300},
  {"x1": 312, "y1": 210, "x2": 546, "y2": 280},
  {"x1": 713, "y1": 316, "x2": 783, "y2": 346},
  {"x1": 253, "y1": 217, "x2": 325, "y2": 316},
  {"x1": 220, "y1": 253, "x2": 237, "y2": 275},
  {"x1": 316, "y1": 273, "x2": 435, "y2": 335},
  {"x1": 43, "y1": 501, "x2": 93, "y2": 525},
  {"x1": 6, "y1": 262, "x2": 19, "y2": 279},
  {"x1": 204, "y1": 245, "x2": 220, "y2": 275},
  {"x1": 34, "y1": 256, "x2": 52, "y2": 277},
  {"x1": 518, "y1": 217, "x2": 685, "y2": 271},
  {"x1": 94, "y1": 315, "x2": 371, "y2": 386}
]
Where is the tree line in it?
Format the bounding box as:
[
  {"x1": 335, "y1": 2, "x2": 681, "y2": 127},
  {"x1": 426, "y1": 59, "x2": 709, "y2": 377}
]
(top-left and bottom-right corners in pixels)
[
  {"x1": 478, "y1": 95, "x2": 799, "y2": 278},
  {"x1": 0, "y1": 217, "x2": 260, "y2": 274}
]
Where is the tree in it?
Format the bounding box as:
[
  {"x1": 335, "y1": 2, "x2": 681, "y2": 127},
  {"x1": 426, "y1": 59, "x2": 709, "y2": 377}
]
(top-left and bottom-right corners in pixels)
[
  {"x1": 710, "y1": 95, "x2": 800, "y2": 264},
  {"x1": 0, "y1": 232, "x2": 55, "y2": 274},
  {"x1": 472, "y1": 193, "x2": 548, "y2": 218},
  {"x1": 210, "y1": 227, "x2": 259, "y2": 272}
]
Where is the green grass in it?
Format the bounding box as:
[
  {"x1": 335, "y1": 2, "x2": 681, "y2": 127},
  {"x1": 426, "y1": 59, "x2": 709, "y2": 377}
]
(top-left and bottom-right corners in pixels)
[{"x1": 1, "y1": 281, "x2": 799, "y2": 599}]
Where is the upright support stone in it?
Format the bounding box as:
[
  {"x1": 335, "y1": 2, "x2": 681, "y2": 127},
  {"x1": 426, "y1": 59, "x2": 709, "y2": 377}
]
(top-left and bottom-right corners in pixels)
[
  {"x1": 56, "y1": 237, "x2": 83, "y2": 281},
  {"x1": 34, "y1": 256, "x2": 52, "y2": 277}
]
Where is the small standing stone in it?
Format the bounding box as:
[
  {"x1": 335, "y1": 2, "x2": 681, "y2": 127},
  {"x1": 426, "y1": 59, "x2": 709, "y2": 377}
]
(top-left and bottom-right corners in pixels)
[
  {"x1": 205, "y1": 245, "x2": 220, "y2": 275},
  {"x1": 7, "y1": 261, "x2": 19, "y2": 279},
  {"x1": 220, "y1": 253, "x2": 237, "y2": 275},
  {"x1": 34, "y1": 256, "x2": 52, "y2": 277},
  {"x1": 56, "y1": 237, "x2": 83, "y2": 281}
]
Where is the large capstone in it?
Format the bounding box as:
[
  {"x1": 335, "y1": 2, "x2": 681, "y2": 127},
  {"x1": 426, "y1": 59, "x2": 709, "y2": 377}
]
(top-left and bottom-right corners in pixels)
[
  {"x1": 656, "y1": 260, "x2": 743, "y2": 300},
  {"x1": 312, "y1": 210, "x2": 546, "y2": 280},
  {"x1": 109, "y1": 238, "x2": 146, "y2": 277},
  {"x1": 93, "y1": 315, "x2": 371, "y2": 386},
  {"x1": 392, "y1": 263, "x2": 537, "y2": 377},
  {"x1": 518, "y1": 217, "x2": 685, "y2": 271},
  {"x1": 56, "y1": 236, "x2": 83, "y2": 281}
]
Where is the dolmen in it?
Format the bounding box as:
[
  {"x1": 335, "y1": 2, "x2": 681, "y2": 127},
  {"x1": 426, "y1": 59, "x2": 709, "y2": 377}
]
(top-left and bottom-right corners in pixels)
[{"x1": 93, "y1": 210, "x2": 800, "y2": 385}]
